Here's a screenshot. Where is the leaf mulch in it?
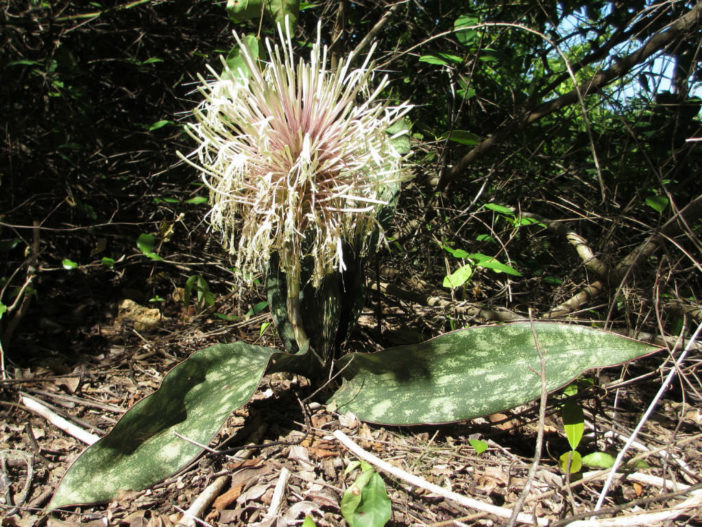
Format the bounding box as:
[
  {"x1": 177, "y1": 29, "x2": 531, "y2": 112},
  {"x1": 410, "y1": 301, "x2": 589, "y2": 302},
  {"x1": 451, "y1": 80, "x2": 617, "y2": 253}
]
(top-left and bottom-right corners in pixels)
[{"x1": 1, "y1": 279, "x2": 701, "y2": 527}]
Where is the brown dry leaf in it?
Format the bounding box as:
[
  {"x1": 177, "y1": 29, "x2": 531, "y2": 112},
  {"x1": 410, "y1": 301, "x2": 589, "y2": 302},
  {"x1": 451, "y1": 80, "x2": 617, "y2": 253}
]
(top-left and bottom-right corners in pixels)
[
  {"x1": 225, "y1": 458, "x2": 261, "y2": 471},
  {"x1": 308, "y1": 447, "x2": 337, "y2": 458},
  {"x1": 633, "y1": 482, "x2": 644, "y2": 497},
  {"x1": 213, "y1": 482, "x2": 245, "y2": 510},
  {"x1": 55, "y1": 376, "x2": 81, "y2": 393}
]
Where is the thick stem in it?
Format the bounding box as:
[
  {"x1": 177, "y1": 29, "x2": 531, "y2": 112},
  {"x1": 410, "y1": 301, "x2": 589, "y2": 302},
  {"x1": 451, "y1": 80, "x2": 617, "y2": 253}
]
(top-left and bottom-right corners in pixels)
[{"x1": 285, "y1": 264, "x2": 310, "y2": 353}]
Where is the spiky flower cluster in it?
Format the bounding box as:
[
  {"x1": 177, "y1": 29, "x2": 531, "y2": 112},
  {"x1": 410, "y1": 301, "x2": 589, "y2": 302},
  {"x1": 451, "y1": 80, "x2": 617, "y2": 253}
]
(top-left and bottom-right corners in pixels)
[{"x1": 184, "y1": 21, "x2": 411, "y2": 288}]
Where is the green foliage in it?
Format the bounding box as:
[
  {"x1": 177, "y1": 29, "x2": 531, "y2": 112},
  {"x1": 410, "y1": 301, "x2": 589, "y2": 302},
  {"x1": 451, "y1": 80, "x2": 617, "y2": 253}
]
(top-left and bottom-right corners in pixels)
[
  {"x1": 561, "y1": 398, "x2": 584, "y2": 451},
  {"x1": 49, "y1": 342, "x2": 279, "y2": 510},
  {"x1": 341, "y1": 461, "x2": 392, "y2": 527},
  {"x1": 225, "y1": 0, "x2": 299, "y2": 24},
  {"x1": 184, "y1": 275, "x2": 215, "y2": 312},
  {"x1": 62, "y1": 258, "x2": 79, "y2": 270},
  {"x1": 441, "y1": 244, "x2": 521, "y2": 288},
  {"x1": 329, "y1": 322, "x2": 658, "y2": 425},
  {"x1": 49, "y1": 322, "x2": 658, "y2": 508},
  {"x1": 136, "y1": 233, "x2": 163, "y2": 262},
  {"x1": 469, "y1": 438, "x2": 488, "y2": 454}
]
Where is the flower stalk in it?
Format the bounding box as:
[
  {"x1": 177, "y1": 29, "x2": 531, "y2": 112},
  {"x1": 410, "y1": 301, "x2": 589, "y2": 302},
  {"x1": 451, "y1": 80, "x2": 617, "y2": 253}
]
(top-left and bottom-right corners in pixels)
[{"x1": 182, "y1": 19, "x2": 410, "y2": 356}]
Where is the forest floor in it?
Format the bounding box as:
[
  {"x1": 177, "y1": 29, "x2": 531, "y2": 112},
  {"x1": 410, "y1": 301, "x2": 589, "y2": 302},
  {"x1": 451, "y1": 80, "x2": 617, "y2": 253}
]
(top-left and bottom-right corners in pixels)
[{"x1": 1, "y1": 239, "x2": 701, "y2": 526}]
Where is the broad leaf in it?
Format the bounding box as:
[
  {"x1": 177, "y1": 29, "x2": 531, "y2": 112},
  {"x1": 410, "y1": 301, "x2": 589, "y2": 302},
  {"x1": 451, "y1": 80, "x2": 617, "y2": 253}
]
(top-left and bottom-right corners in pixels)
[
  {"x1": 559, "y1": 450, "x2": 582, "y2": 473},
  {"x1": 582, "y1": 451, "x2": 616, "y2": 469},
  {"x1": 329, "y1": 322, "x2": 660, "y2": 425},
  {"x1": 443, "y1": 264, "x2": 473, "y2": 288},
  {"x1": 341, "y1": 467, "x2": 392, "y2": 527},
  {"x1": 49, "y1": 342, "x2": 279, "y2": 509}
]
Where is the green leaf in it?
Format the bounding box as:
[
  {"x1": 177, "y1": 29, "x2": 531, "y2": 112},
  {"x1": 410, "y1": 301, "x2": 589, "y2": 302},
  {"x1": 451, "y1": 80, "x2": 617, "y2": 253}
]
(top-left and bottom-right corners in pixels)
[
  {"x1": 341, "y1": 469, "x2": 392, "y2": 527},
  {"x1": 468, "y1": 253, "x2": 521, "y2": 276},
  {"x1": 582, "y1": 451, "x2": 616, "y2": 469},
  {"x1": 101, "y1": 257, "x2": 115, "y2": 269},
  {"x1": 645, "y1": 195, "x2": 669, "y2": 213},
  {"x1": 469, "y1": 438, "x2": 488, "y2": 454},
  {"x1": 418, "y1": 53, "x2": 463, "y2": 66},
  {"x1": 62, "y1": 258, "x2": 78, "y2": 270},
  {"x1": 0, "y1": 302, "x2": 7, "y2": 320},
  {"x1": 441, "y1": 244, "x2": 470, "y2": 259},
  {"x1": 329, "y1": 322, "x2": 660, "y2": 425},
  {"x1": 184, "y1": 196, "x2": 208, "y2": 205},
  {"x1": 454, "y1": 14, "x2": 479, "y2": 46},
  {"x1": 561, "y1": 399, "x2": 584, "y2": 451},
  {"x1": 559, "y1": 450, "x2": 582, "y2": 473},
  {"x1": 483, "y1": 203, "x2": 514, "y2": 215},
  {"x1": 226, "y1": 0, "x2": 299, "y2": 24},
  {"x1": 301, "y1": 517, "x2": 317, "y2": 527},
  {"x1": 443, "y1": 263, "x2": 472, "y2": 288},
  {"x1": 223, "y1": 34, "x2": 260, "y2": 82},
  {"x1": 441, "y1": 130, "x2": 481, "y2": 146},
  {"x1": 147, "y1": 120, "x2": 172, "y2": 131},
  {"x1": 49, "y1": 342, "x2": 280, "y2": 509},
  {"x1": 136, "y1": 233, "x2": 163, "y2": 262},
  {"x1": 386, "y1": 117, "x2": 411, "y2": 155}
]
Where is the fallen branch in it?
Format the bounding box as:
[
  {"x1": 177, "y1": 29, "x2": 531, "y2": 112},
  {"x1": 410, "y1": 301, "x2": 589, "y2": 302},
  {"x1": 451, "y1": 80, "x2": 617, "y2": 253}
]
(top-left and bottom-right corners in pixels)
[
  {"x1": 177, "y1": 475, "x2": 229, "y2": 527},
  {"x1": 333, "y1": 430, "x2": 549, "y2": 526},
  {"x1": 20, "y1": 394, "x2": 99, "y2": 445}
]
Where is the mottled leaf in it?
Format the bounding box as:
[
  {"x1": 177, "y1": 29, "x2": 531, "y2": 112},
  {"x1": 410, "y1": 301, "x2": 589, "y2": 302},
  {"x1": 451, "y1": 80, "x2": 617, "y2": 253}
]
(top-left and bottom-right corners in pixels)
[
  {"x1": 49, "y1": 342, "x2": 279, "y2": 509},
  {"x1": 329, "y1": 322, "x2": 660, "y2": 425}
]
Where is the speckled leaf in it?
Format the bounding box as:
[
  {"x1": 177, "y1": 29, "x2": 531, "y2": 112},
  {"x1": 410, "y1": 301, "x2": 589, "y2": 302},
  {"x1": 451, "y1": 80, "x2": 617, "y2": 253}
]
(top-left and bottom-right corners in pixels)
[
  {"x1": 329, "y1": 322, "x2": 660, "y2": 425},
  {"x1": 49, "y1": 342, "x2": 279, "y2": 510}
]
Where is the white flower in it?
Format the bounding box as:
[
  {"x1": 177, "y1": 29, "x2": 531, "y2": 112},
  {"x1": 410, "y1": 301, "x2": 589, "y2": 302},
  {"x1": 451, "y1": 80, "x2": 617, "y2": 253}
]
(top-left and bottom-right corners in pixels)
[{"x1": 182, "y1": 20, "x2": 411, "y2": 288}]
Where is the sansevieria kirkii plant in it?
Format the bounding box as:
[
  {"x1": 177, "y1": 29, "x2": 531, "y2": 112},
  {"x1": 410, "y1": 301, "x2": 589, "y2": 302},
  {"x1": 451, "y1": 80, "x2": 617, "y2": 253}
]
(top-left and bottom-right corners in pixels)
[
  {"x1": 181, "y1": 19, "x2": 412, "y2": 361},
  {"x1": 48, "y1": 16, "x2": 660, "y2": 512}
]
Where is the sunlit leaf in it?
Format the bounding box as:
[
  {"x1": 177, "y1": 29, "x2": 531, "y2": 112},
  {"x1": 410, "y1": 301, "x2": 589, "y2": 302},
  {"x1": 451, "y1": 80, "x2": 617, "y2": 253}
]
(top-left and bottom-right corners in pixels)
[
  {"x1": 483, "y1": 203, "x2": 514, "y2": 215},
  {"x1": 62, "y1": 258, "x2": 78, "y2": 270},
  {"x1": 454, "y1": 14, "x2": 479, "y2": 46},
  {"x1": 329, "y1": 322, "x2": 660, "y2": 425},
  {"x1": 561, "y1": 399, "x2": 584, "y2": 451},
  {"x1": 184, "y1": 196, "x2": 208, "y2": 205},
  {"x1": 443, "y1": 263, "x2": 473, "y2": 288},
  {"x1": 341, "y1": 467, "x2": 391, "y2": 527},
  {"x1": 582, "y1": 451, "x2": 616, "y2": 469},
  {"x1": 559, "y1": 450, "x2": 582, "y2": 473},
  {"x1": 645, "y1": 195, "x2": 669, "y2": 213},
  {"x1": 469, "y1": 253, "x2": 521, "y2": 276},
  {"x1": 469, "y1": 438, "x2": 488, "y2": 454}
]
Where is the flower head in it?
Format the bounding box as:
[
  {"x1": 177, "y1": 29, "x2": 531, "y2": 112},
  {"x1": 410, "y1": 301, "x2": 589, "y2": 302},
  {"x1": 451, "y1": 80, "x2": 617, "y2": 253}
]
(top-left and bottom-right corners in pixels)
[{"x1": 184, "y1": 21, "x2": 411, "y2": 288}]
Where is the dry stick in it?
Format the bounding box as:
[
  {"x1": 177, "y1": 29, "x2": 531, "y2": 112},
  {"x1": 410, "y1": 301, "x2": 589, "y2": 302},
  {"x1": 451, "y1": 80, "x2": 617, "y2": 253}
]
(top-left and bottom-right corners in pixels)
[
  {"x1": 547, "y1": 194, "x2": 702, "y2": 319},
  {"x1": 177, "y1": 475, "x2": 229, "y2": 527},
  {"x1": 20, "y1": 394, "x2": 99, "y2": 445},
  {"x1": 333, "y1": 430, "x2": 549, "y2": 526},
  {"x1": 351, "y1": 1, "x2": 404, "y2": 57},
  {"x1": 506, "y1": 312, "x2": 548, "y2": 527},
  {"x1": 593, "y1": 320, "x2": 702, "y2": 512},
  {"x1": 265, "y1": 467, "x2": 291, "y2": 520}
]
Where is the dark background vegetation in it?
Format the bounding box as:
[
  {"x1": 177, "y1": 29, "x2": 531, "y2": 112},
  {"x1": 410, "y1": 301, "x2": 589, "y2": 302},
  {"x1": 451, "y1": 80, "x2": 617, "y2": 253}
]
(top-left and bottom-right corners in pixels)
[{"x1": 1, "y1": 0, "x2": 700, "y2": 381}]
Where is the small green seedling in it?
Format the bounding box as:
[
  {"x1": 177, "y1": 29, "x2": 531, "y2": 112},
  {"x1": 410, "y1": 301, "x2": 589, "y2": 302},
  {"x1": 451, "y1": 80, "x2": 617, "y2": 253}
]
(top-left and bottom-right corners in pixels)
[
  {"x1": 441, "y1": 243, "x2": 521, "y2": 289},
  {"x1": 341, "y1": 460, "x2": 392, "y2": 527},
  {"x1": 136, "y1": 233, "x2": 163, "y2": 261},
  {"x1": 558, "y1": 383, "x2": 615, "y2": 474},
  {"x1": 184, "y1": 275, "x2": 215, "y2": 313},
  {"x1": 469, "y1": 438, "x2": 488, "y2": 455}
]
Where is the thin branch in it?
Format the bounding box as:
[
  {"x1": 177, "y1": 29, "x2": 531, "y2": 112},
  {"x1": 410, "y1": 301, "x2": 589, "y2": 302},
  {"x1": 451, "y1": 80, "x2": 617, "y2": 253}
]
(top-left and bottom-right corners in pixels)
[
  {"x1": 593, "y1": 320, "x2": 702, "y2": 511},
  {"x1": 333, "y1": 430, "x2": 549, "y2": 526},
  {"x1": 439, "y1": 3, "x2": 702, "y2": 190},
  {"x1": 506, "y1": 311, "x2": 549, "y2": 526}
]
